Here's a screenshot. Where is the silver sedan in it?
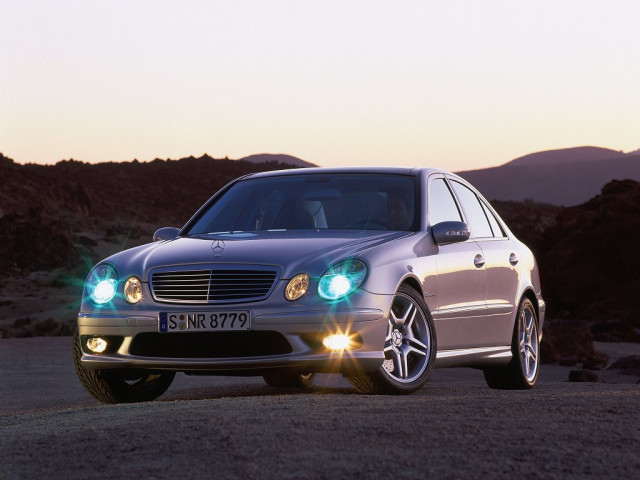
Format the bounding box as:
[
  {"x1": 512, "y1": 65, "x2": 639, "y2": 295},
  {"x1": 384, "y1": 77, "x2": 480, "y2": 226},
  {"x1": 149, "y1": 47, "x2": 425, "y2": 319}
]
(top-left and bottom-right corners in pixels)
[{"x1": 74, "y1": 167, "x2": 545, "y2": 403}]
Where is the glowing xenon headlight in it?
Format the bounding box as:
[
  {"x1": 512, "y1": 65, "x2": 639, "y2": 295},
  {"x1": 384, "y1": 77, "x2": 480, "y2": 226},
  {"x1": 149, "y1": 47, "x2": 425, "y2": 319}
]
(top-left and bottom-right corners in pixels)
[
  {"x1": 318, "y1": 259, "x2": 367, "y2": 301},
  {"x1": 86, "y1": 264, "x2": 118, "y2": 305},
  {"x1": 124, "y1": 276, "x2": 143, "y2": 304}
]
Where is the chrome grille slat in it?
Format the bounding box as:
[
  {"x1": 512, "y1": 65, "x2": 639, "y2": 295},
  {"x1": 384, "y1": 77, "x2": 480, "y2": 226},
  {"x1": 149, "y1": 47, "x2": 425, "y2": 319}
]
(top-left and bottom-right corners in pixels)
[{"x1": 151, "y1": 267, "x2": 278, "y2": 304}]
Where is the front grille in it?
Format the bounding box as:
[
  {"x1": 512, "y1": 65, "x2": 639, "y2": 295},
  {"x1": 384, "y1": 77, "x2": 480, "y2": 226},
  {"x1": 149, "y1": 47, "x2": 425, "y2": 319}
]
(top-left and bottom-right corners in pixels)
[
  {"x1": 152, "y1": 270, "x2": 211, "y2": 302},
  {"x1": 151, "y1": 267, "x2": 278, "y2": 304},
  {"x1": 129, "y1": 332, "x2": 292, "y2": 358}
]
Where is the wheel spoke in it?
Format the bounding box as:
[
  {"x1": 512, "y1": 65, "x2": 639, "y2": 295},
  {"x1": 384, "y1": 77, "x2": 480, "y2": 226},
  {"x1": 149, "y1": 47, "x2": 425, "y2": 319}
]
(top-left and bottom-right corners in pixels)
[
  {"x1": 407, "y1": 345, "x2": 427, "y2": 357},
  {"x1": 399, "y1": 349, "x2": 409, "y2": 379},
  {"x1": 384, "y1": 320, "x2": 394, "y2": 343},
  {"x1": 408, "y1": 336, "x2": 428, "y2": 352},
  {"x1": 393, "y1": 350, "x2": 405, "y2": 378},
  {"x1": 528, "y1": 347, "x2": 537, "y2": 365},
  {"x1": 392, "y1": 304, "x2": 415, "y2": 328}
]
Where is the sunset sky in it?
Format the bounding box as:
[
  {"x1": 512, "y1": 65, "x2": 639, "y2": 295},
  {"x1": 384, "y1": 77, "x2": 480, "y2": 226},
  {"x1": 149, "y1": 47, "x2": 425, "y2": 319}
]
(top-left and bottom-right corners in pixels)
[{"x1": 1, "y1": 1, "x2": 639, "y2": 171}]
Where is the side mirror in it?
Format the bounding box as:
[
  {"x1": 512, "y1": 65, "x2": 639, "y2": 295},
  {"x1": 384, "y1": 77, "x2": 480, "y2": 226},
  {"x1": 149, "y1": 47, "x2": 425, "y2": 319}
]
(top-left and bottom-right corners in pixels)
[
  {"x1": 431, "y1": 221, "x2": 470, "y2": 245},
  {"x1": 153, "y1": 227, "x2": 180, "y2": 242}
]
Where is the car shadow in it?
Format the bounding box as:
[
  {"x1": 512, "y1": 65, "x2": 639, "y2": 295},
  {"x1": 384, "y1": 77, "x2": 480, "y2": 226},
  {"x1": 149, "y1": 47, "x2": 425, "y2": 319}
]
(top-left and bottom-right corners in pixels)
[{"x1": 160, "y1": 383, "x2": 358, "y2": 402}]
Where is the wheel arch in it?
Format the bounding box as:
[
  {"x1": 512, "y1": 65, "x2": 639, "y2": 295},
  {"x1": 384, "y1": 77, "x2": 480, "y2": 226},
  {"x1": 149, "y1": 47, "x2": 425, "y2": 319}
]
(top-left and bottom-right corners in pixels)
[
  {"x1": 520, "y1": 288, "x2": 540, "y2": 325},
  {"x1": 399, "y1": 275, "x2": 424, "y2": 298}
]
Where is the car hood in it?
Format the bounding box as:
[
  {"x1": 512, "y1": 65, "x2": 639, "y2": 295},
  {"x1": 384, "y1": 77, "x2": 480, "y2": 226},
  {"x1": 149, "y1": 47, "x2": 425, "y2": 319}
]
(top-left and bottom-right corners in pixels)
[{"x1": 109, "y1": 230, "x2": 411, "y2": 280}]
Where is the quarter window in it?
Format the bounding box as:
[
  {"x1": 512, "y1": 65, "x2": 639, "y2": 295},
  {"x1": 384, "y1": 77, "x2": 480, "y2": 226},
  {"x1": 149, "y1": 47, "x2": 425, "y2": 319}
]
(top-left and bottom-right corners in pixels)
[
  {"x1": 428, "y1": 178, "x2": 462, "y2": 225},
  {"x1": 481, "y1": 201, "x2": 505, "y2": 238},
  {"x1": 450, "y1": 180, "x2": 493, "y2": 238}
]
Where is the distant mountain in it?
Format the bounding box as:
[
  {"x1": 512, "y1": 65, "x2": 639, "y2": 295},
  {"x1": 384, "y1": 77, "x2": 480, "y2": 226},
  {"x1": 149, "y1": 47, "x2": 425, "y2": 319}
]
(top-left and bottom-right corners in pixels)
[
  {"x1": 239, "y1": 153, "x2": 316, "y2": 168},
  {"x1": 506, "y1": 146, "x2": 626, "y2": 166},
  {"x1": 457, "y1": 146, "x2": 640, "y2": 206}
]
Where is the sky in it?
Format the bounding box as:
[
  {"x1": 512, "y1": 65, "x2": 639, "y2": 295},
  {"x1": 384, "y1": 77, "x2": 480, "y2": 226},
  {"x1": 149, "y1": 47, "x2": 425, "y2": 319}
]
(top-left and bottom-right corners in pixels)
[{"x1": 1, "y1": 0, "x2": 639, "y2": 171}]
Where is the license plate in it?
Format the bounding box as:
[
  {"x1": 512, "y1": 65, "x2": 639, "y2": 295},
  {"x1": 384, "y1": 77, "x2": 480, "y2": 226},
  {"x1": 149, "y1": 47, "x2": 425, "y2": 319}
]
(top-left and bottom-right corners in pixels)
[{"x1": 159, "y1": 311, "x2": 251, "y2": 333}]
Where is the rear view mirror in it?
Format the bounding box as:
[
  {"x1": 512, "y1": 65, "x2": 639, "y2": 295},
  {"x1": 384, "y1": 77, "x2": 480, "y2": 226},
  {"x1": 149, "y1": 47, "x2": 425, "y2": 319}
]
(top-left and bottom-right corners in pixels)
[
  {"x1": 431, "y1": 221, "x2": 470, "y2": 245},
  {"x1": 153, "y1": 227, "x2": 180, "y2": 242}
]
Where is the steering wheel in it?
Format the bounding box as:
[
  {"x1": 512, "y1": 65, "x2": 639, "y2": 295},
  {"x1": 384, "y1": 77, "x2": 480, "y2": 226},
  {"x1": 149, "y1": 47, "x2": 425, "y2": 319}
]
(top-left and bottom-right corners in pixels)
[{"x1": 348, "y1": 218, "x2": 392, "y2": 230}]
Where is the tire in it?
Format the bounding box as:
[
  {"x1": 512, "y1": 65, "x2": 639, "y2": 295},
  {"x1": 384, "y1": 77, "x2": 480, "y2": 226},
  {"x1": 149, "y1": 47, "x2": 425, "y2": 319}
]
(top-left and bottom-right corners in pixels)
[
  {"x1": 73, "y1": 331, "x2": 175, "y2": 404},
  {"x1": 483, "y1": 297, "x2": 539, "y2": 390},
  {"x1": 347, "y1": 284, "x2": 437, "y2": 394},
  {"x1": 263, "y1": 370, "x2": 316, "y2": 388}
]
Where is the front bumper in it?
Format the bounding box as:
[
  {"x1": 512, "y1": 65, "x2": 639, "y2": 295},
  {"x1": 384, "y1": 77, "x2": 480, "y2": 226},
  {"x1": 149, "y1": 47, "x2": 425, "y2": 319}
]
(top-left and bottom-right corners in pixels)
[{"x1": 77, "y1": 303, "x2": 389, "y2": 375}]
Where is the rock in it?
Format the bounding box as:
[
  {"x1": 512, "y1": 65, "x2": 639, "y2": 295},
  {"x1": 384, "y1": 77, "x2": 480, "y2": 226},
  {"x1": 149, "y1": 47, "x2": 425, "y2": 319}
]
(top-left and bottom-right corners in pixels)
[
  {"x1": 591, "y1": 321, "x2": 640, "y2": 343},
  {"x1": 540, "y1": 320, "x2": 599, "y2": 364},
  {"x1": 558, "y1": 355, "x2": 579, "y2": 366},
  {"x1": 607, "y1": 355, "x2": 640, "y2": 376},
  {"x1": 569, "y1": 370, "x2": 601, "y2": 382},
  {"x1": 538, "y1": 180, "x2": 640, "y2": 322},
  {"x1": 582, "y1": 352, "x2": 610, "y2": 370}
]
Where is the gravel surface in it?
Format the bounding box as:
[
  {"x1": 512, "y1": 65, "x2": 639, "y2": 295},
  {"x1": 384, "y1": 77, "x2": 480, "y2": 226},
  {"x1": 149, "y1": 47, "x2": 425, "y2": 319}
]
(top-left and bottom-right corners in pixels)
[{"x1": 1, "y1": 337, "x2": 639, "y2": 479}]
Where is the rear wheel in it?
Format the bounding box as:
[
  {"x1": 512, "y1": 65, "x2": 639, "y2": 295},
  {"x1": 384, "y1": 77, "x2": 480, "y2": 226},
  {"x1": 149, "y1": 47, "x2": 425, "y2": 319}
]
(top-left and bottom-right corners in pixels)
[
  {"x1": 73, "y1": 331, "x2": 175, "y2": 403},
  {"x1": 483, "y1": 297, "x2": 539, "y2": 389},
  {"x1": 348, "y1": 285, "x2": 436, "y2": 394},
  {"x1": 263, "y1": 370, "x2": 315, "y2": 388}
]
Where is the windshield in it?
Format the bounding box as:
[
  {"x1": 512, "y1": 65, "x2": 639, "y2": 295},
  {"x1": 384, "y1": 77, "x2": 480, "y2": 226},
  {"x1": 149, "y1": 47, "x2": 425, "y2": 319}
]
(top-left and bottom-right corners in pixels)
[{"x1": 186, "y1": 173, "x2": 417, "y2": 234}]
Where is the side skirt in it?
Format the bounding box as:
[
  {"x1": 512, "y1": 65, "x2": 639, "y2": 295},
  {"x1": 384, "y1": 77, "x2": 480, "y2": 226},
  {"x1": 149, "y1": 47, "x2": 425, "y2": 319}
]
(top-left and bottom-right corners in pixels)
[{"x1": 435, "y1": 345, "x2": 512, "y2": 368}]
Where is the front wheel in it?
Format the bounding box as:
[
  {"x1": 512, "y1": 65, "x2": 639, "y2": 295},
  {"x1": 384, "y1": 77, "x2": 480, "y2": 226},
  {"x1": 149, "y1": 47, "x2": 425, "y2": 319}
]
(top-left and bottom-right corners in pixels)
[
  {"x1": 348, "y1": 285, "x2": 437, "y2": 394},
  {"x1": 73, "y1": 331, "x2": 175, "y2": 403},
  {"x1": 483, "y1": 297, "x2": 539, "y2": 390}
]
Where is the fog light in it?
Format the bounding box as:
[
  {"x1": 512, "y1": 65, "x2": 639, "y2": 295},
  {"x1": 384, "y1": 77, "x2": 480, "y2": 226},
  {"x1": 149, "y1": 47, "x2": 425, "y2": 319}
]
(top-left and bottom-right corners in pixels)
[
  {"x1": 322, "y1": 334, "x2": 352, "y2": 351},
  {"x1": 86, "y1": 337, "x2": 108, "y2": 354}
]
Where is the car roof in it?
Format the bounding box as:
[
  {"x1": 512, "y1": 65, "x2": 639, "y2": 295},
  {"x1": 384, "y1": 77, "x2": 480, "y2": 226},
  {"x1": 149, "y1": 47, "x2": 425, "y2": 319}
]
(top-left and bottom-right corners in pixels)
[{"x1": 242, "y1": 166, "x2": 449, "y2": 179}]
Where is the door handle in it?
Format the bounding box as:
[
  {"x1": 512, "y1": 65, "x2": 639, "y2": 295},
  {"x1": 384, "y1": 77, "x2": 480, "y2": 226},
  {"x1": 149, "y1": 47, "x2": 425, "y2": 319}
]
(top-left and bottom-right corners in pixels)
[
  {"x1": 509, "y1": 253, "x2": 519, "y2": 266},
  {"x1": 474, "y1": 254, "x2": 485, "y2": 268}
]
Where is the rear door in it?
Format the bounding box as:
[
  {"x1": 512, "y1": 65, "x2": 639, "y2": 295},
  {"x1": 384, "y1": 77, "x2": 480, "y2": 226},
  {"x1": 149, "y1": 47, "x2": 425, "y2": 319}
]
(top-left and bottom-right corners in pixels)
[{"x1": 449, "y1": 179, "x2": 518, "y2": 347}]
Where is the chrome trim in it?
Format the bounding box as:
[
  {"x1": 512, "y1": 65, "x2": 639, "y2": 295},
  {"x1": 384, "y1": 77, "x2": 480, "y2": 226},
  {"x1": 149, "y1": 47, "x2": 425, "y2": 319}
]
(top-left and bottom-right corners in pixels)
[
  {"x1": 149, "y1": 264, "x2": 281, "y2": 304},
  {"x1": 435, "y1": 345, "x2": 512, "y2": 368},
  {"x1": 254, "y1": 309, "x2": 383, "y2": 325}
]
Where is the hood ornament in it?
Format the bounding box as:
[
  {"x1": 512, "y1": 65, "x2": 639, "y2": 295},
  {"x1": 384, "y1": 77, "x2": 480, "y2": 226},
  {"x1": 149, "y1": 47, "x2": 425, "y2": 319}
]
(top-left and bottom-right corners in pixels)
[{"x1": 211, "y1": 240, "x2": 225, "y2": 256}]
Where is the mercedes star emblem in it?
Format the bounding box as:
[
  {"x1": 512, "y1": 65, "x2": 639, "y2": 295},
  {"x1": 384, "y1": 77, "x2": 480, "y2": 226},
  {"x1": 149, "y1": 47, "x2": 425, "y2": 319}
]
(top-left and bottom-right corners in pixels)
[{"x1": 211, "y1": 240, "x2": 225, "y2": 256}]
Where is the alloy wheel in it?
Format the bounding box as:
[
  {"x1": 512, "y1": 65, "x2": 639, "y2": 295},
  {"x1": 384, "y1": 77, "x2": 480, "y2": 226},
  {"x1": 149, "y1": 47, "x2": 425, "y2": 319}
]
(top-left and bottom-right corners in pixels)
[{"x1": 381, "y1": 292, "x2": 431, "y2": 383}]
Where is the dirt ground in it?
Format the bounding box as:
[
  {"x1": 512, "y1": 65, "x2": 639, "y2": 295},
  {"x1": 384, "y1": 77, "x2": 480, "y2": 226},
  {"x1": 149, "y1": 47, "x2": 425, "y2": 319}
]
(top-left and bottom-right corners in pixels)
[{"x1": 0, "y1": 337, "x2": 638, "y2": 479}]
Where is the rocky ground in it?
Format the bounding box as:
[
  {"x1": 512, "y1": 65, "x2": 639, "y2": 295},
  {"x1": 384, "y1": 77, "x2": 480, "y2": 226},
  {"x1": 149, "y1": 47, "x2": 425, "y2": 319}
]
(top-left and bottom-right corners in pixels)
[{"x1": 0, "y1": 337, "x2": 639, "y2": 480}]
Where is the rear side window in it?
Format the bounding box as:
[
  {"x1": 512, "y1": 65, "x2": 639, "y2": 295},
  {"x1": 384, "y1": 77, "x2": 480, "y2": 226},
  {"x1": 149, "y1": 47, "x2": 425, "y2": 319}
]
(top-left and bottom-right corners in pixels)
[
  {"x1": 481, "y1": 201, "x2": 506, "y2": 238},
  {"x1": 428, "y1": 178, "x2": 462, "y2": 225},
  {"x1": 450, "y1": 180, "x2": 493, "y2": 238}
]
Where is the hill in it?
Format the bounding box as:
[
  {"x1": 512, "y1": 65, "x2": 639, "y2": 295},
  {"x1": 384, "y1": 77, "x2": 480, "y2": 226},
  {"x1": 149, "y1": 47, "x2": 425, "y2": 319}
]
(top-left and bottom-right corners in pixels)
[
  {"x1": 0, "y1": 154, "x2": 301, "y2": 273},
  {"x1": 506, "y1": 146, "x2": 626, "y2": 166},
  {"x1": 457, "y1": 147, "x2": 640, "y2": 206},
  {"x1": 239, "y1": 153, "x2": 316, "y2": 168}
]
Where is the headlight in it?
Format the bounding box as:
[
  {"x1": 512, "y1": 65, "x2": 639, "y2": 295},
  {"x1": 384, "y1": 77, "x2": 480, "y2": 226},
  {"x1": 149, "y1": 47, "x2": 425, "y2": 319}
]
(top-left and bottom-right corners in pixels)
[
  {"x1": 124, "y1": 276, "x2": 143, "y2": 304},
  {"x1": 86, "y1": 264, "x2": 118, "y2": 305},
  {"x1": 318, "y1": 260, "x2": 367, "y2": 301},
  {"x1": 285, "y1": 273, "x2": 310, "y2": 301}
]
